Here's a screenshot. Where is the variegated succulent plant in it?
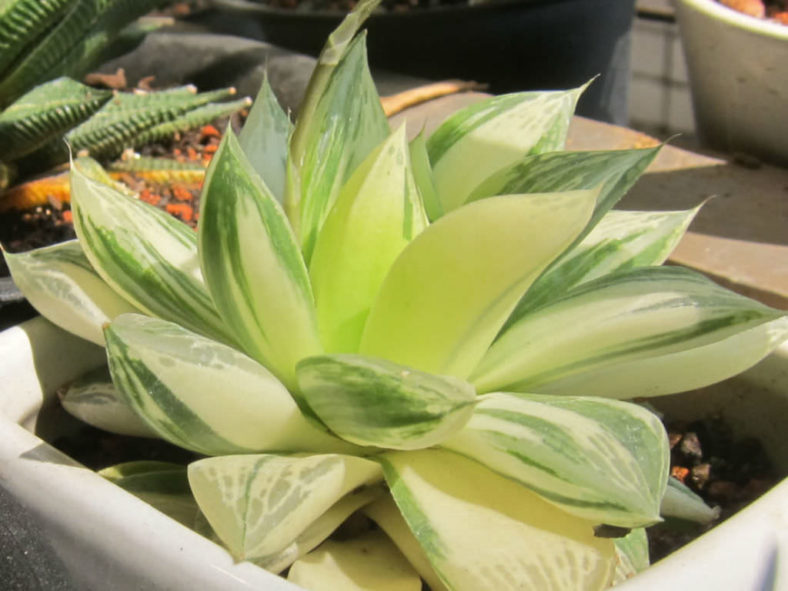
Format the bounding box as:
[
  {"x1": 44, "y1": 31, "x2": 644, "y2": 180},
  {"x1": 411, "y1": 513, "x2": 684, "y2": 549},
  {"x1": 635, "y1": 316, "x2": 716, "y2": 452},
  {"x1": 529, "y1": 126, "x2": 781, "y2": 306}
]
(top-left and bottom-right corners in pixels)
[
  {"x1": 6, "y1": 1, "x2": 788, "y2": 589},
  {"x1": 0, "y1": 0, "x2": 247, "y2": 188}
]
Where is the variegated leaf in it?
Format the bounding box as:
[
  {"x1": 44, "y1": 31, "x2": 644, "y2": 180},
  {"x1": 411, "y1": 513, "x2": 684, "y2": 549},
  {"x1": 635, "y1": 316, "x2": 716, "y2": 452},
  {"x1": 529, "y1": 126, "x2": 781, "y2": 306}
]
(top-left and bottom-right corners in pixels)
[
  {"x1": 467, "y1": 147, "x2": 660, "y2": 221},
  {"x1": 60, "y1": 365, "x2": 155, "y2": 437},
  {"x1": 297, "y1": 354, "x2": 477, "y2": 450},
  {"x1": 661, "y1": 477, "x2": 719, "y2": 523},
  {"x1": 309, "y1": 126, "x2": 428, "y2": 353},
  {"x1": 364, "y1": 496, "x2": 448, "y2": 591},
  {"x1": 380, "y1": 449, "x2": 616, "y2": 591},
  {"x1": 426, "y1": 86, "x2": 584, "y2": 214},
  {"x1": 238, "y1": 74, "x2": 292, "y2": 202},
  {"x1": 611, "y1": 528, "x2": 650, "y2": 585},
  {"x1": 513, "y1": 206, "x2": 701, "y2": 318},
  {"x1": 286, "y1": 20, "x2": 390, "y2": 261},
  {"x1": 256, "y1": 485, "x2": 385, "y2": 574},
  {"x1": 99, "y1": 461, "x2": 203, "y2": 530},
  {"x1": 442, "y1": 392, "x2": 669, "y2": 527},
  {"x1": 360, "y1": 189, "x2": 597, "y2": 379},
  {"x1": 409, "y1": 130, "x2": 443, "y2": 221},
  {"x1": 199, "y1": 131, "x2": 321, "y2": 391},
  {"x1": 4, "y1": 239, "x2": 138, "y2": 345},
  {"x1": 70, "y1": 158, "x2": 230, "y2": 342},
  {"x1": 187, "y1": 454, "x2": 382, "y2": 560},
  {"x1": 474, "y1": 267, "x2": 787, "y2": 397},
  {"x1": 104, "y1": 314, "x2": 353, "y2": 456},
  {"x1": 288, "y1": 530, "x2": 422, "y2": 591}
]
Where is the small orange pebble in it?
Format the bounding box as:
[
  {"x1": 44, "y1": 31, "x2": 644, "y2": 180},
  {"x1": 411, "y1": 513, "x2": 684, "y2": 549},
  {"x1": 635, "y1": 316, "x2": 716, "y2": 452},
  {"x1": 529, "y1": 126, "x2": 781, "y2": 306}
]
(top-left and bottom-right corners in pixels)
[
  {"x1": 139, "y1": 188, "x2": 161, "y2": 206},
  {"x1": 773, "y1": 11, "x2": 788, "y2": 24},
  {"x1": 172, "y1": 184, "x2": 194, "y2": 201},
  {"x1": 186, "y1": 147, "x2": 199, "y2": 161},
  {"x1": 173, "y1": 148, "x2": 182, "y2": 156},
  {"x1": 166, "y1": 203, "x2": 194, "y2": 222},
  {"x1": 203, "y1": 144, "x2": 218, "y2": 154},
  {"x1": 671, "y1": 466, "x2": 690, "y2": 483},
  {"x1": 62, "y1": 210, "x2": 73, "y2": 223},
  {"x1": 201, "y1": 124, "x2": 221, "y2": 138}
]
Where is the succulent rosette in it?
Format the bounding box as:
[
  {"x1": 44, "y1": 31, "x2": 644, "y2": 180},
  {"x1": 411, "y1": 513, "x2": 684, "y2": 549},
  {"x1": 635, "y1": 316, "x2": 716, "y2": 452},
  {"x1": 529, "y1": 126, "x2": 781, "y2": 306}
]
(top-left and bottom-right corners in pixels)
[{"x1": 7, "y1": 1, "x2": 788, "y2": 589}]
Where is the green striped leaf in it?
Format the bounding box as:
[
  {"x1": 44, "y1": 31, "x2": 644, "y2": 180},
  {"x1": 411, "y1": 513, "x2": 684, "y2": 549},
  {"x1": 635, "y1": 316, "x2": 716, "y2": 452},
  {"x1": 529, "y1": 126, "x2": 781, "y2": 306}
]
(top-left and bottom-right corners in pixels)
[
  {"x1": 467, "y1": 147, "x2": 660, "y2": 221},
  {"x1": 70, "y1": 158, "x2": 229, "y2": 342},
  {"x1": 513, "y1": 206, "x2": 701, "y2": 318},
  {"x1": 442, "y1": 392, "x2": 669, "y2": 527},
  {"x1": 104, "y1": 314, "x2": 352, "y2": 456},
  {"x1": 60, "y1": 365, "x2": 155, "y2": 437},
  {"x1": 474, "y1": 267, "x2": 787, "y2": 397},
  {"x1": 364, "y1": 496, "x2": 448, "y2": 591},
  {"x1": 238, "y1": 74, "x2": 292, "y2": 203},
  {"x1": 188, "y1": 454, "x2": 382, "y2": 561},
  {"x1": 297, "y1": 354, "x2": 477, "y2": 450},
  {"x1": 661, "y1": 477, "x2": 719, "y2": 524},
  {"x1": 286, "y1": 24, "x2": 389, "y2": 262},
  {"x1": 287, "y1": 530, "x2": 422, "y2": 591},
  {"x1": 611, "y1": 528, "x2": 649, "y2": 585},
  {"x1": 256, "y1": 485, "x2": 384, "y2": 574},
  {"x1": 99, "y1": 461, "x2": 205, "y2": 530},
  {"x1": 309, "y1": 126, "x2": 428, "y2": 353},
  {"x1": 409, "y1": 130, "x2": 443, "y2": 221},
  {"x1": 426, "y1": 87, "x2": 584, "y2": 214},
  {"x1": 0, "y1": 77, "x2": 111, "y2": 160},
  {"x1": 4, "y1": 239, "x2": 138, "y2": 345},
  {"x1": 380, "y1": 449, "x2": 616, "y2": 591},
  {"x1": 199, "y1": 131, "x2": 321, "y2": 390},
  {"x1": 359, "y1": 189, "x2": 597, "y2": 379}
]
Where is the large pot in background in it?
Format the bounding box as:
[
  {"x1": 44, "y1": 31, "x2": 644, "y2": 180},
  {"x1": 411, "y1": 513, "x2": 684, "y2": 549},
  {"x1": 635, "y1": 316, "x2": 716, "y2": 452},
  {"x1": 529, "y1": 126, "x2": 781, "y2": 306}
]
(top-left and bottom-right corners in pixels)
[
  {"x1": 1, "y1": 315, "x2": 786, "y2": 589},
  {"x1": 674, "y1": 0, "x2": 788, "y2": 166},
  {"x1": 208, "y1": 0, "x2": 636, "y2": 124}
]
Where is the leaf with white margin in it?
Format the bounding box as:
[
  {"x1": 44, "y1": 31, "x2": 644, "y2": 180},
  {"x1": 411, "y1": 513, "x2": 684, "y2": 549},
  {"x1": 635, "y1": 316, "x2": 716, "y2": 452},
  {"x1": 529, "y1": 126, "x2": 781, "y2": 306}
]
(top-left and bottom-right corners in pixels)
[
  {"x1": 255, "y1": 485, "x2": 384, "y2": 574},
  {"x1": 104, "y1": 314, "x2": 355, "y2": 456},
  {"x1": 364, "y1": 496, "x2": 448, "y2": 591},
  {"x1": 238, "y1": 74, "x2": 292, "y2": 202},
  {"x1": 426, "y1": 86, "x2": 584, "y2": 214},
  {"x1": 199, "y1": 131, "x2": 321, "y2": 391},
  {"x1": 380, "y1": 449, "x2": 616, "y2": 591},
  {"x1": 611, "y1": 528, "x2": 649, "y2": 585},
  {"x1": 309, "y1": 126, "x2": 428, "y2": 353},
  {"x1": 188, "y1": 454, "x2": 382, "y2": 560},
  {"x1": 441, "y1": 392, "x2": 668, "y2": 527},
  {"x1": 473, "y1": 267, "x2": 786, "y2": 396},
  {"x1": 4, "y1": 239, "x2": 138, "y2": 345},
  {"x1": 466, "y1": 147, "x2": 660, "y2": 223},
  {"x1": 288, "y1": 530, "x2": 422, "y2": 591},
  {"x1": 286, "y1": 8, "x2": 390, "y2": 261},
  {"x1": 69, "y1": 158, "x2": 230, "y2": 343},
  {"x1": 297, "y1": 354, "x2": 477, "y2": 450},
  {"x1": 513, "y1": 206, "x2": 701, "y2": 318},
  {"x1": 61, "y1": 365, "x2": 155, "y2": 437},
  {"x1": 99, "y1": 461, "x2": 202, "y2": 530},
  {"x1": 661, "y1": 477, "x2": 719, "y2": 524},
  {"x1": 360, "y1": 189, "x2": 597, "y2": 379}
]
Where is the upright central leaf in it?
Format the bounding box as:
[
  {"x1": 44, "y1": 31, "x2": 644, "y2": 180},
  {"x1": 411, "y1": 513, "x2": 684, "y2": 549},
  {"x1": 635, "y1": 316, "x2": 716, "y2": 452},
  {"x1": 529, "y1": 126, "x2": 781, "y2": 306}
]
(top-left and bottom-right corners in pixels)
[
  {"x1": 309, "y1": 126, "x2": 428, "y2": 353},
  {"x1": 286, "y1": 27, "x2": 390, "y2": 263},
  {"x1": 199, "y1": 131, "x2": 321, "y2": 391},
  {"x1": 359, "y1": 189, "x2": 597, "y2": 379}
]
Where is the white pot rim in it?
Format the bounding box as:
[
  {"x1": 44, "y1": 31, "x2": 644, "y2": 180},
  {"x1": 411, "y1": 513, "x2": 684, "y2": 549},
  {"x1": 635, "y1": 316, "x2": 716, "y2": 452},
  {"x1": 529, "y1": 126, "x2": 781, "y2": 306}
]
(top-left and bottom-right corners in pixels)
[{"x1": 676, "y1": 0, "x2": 788, "y2": 40}]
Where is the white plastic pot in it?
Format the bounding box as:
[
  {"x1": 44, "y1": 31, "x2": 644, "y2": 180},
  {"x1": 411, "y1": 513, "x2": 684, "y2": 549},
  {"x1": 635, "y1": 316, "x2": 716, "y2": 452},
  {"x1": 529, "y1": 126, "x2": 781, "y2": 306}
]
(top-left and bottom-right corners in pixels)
[
  {"x1": 0, "y1": 316, "x2": 786, "y2": 589},
  {"x1": 674, "y1": 0, "x2": 788, "y2": 166}
]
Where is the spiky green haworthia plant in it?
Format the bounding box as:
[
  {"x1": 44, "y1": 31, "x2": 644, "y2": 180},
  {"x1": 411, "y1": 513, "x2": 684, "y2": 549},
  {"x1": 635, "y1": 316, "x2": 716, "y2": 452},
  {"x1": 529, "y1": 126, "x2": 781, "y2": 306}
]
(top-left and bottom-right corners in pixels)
[{"x1": 6, "y1": 1, "x2": 788, "y2": 589}]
